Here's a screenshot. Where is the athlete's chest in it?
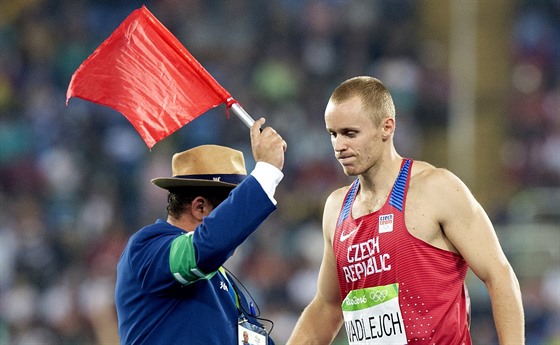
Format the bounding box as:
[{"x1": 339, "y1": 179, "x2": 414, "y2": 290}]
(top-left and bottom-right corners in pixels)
[
  {"x1": 336, "y1": 205, "x2": 401, "y2": 251},
  {"x1": 349, "y1": 188, "x2": 455, "y2": 254},
  {"x1": 351, "y1": 191, "x2": 389, "y2": 219},
  {"x1": 334, "y1": 208, "x2": 401, "y2": 288}
]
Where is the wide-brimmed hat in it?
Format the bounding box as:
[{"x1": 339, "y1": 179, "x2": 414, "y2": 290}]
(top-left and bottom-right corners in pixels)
[{"x1": 151, "y1": 145, "x2": 247, "y2": 190}]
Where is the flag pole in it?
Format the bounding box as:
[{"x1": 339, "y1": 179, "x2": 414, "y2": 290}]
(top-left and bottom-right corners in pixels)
[{"x1": 229, "y1": 102, "x2": 255, "y2": 129}]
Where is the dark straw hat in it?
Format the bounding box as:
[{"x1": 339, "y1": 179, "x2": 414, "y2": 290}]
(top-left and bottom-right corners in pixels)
[{"x1": 151, "y1": 145, "x2": 247, "y2": 190}]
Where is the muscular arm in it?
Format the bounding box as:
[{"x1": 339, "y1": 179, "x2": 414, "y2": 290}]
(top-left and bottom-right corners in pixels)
[
  {"x1": 429, "y1": 169, "x2": 525, "y2": 344},
  {"x1": 287, "y1": 190, "x2": 346, "y2": 344}
]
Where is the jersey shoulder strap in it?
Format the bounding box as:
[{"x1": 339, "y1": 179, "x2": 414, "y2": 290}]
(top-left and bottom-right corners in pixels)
[
  {"x1": 388, "y1": 159, "x2": 413, "y2": 212},
  {"x1": 336, "y1": 179, "x2": 360, "y2": 227}
]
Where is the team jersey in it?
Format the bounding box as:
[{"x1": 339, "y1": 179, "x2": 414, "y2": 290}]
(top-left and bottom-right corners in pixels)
[{"x1": 333, "y1": 159, "x2": 471, "y2": 345}]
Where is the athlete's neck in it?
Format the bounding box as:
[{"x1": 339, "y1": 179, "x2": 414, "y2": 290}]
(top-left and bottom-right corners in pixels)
[{"x1": 359, "y1": 150, "x2": 402, "y2": 193}]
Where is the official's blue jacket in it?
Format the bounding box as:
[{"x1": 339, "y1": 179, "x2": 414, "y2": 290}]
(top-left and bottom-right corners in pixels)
[{"x1": 115, "y1": 176, "x2": 276, "y2": 345}]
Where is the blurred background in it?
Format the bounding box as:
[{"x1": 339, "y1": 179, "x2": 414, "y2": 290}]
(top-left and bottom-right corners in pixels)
[{"x1": 0, "y1": 0, "x2": 558, "y2": 344}]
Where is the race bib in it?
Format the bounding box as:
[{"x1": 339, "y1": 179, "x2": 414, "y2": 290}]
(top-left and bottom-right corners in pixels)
[{"x1": 342, "y1": 283, "x2": 407, "y2": 345}]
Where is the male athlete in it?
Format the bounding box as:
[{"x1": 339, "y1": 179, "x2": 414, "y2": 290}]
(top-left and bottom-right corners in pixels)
[{"x1": 287, "y1": 77, "x2": 524, "y2": 344}]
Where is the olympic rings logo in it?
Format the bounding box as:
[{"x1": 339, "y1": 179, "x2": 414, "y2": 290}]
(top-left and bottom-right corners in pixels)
[{"x1": 369, "y1": 289, "x2": 389, "y2": 303}]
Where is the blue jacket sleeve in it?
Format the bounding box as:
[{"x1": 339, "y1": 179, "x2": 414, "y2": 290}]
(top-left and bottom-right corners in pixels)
[{"x1": 192, "y1": 175, "x2": 276, "y2": 273}]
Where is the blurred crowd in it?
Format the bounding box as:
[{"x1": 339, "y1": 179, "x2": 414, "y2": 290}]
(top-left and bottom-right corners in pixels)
[
  {"x1": 0, "y1": 0, "x2": 558, "y2": 344},
  {"x1": 505, "y1": 1, "x2": 559, "y2": 188}
]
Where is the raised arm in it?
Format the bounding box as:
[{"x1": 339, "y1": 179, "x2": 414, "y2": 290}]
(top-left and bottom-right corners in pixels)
[
  {"x1": 429, "y1": 168, "x2": 525, "y2": 344},
  {"x1": 287, "y1": 189, "x2": 346, "y2": 344}
]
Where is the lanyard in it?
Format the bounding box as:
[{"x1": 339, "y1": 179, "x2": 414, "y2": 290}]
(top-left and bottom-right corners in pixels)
[{"x1": 218, "y1": 267, "x2": 240, "y2": 309}]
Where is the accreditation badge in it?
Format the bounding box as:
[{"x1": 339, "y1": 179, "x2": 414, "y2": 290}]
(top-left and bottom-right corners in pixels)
[
  {"x1": 238, "y1": 317, "x2": 268, "y2": 345},
  {"x1": 342, "y1": 283, "x2": 407, "y2": 345}
]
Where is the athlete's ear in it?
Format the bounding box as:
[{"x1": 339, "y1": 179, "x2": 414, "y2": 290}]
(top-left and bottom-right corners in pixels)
[{"x1": 381, "y1": 117, "x2": 395, "y2": 140}]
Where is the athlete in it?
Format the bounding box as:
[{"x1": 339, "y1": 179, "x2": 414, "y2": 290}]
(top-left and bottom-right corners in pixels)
[
  {"x1": 115, "y1": 118, "x2": 286, "y2": 344},
  {"x1": 287, "y1": 77, "x2": 524, "y2": 344}
]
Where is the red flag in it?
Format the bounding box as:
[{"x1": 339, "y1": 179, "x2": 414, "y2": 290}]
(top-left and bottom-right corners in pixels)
[{"x1": 66, "y1": 6, "x2": 234, "y2": 148}]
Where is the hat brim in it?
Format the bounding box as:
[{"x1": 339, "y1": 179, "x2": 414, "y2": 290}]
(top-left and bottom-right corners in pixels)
[{"x1": 151, "y1": 177, "x2": 239, "y2": 190}]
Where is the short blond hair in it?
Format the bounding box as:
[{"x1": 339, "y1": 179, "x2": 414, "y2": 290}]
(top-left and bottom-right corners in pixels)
[{"x1": 329, "y1": 76, "x2": 396, "y2": 126}]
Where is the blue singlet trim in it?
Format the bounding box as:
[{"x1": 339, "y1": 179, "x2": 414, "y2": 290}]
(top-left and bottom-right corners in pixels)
[
  {"x1": 389, "y1": 159, "x2": 411, "y2": 212},
  {"x1": 337, "y1": 180, "x2": 359, "y2": 227}
]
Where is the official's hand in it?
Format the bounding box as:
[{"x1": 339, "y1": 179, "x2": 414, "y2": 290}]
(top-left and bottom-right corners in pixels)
[{"x1": 250, "y1": 117, "x2": 287, "y2": 171}]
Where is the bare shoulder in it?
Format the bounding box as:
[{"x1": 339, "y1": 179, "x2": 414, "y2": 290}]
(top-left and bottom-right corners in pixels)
[
  {"x1": 410, "y1": 160, "x2": 467, "y2": 194},
  {"x1": 409, "y1": 160, "x2": 478, "y2": 222},
  {"x1": 406, "y1": 160, "x2": 477, "y2": 251},
  {"x1": 323, "y1": 185, "x2": 351, "y2": 241},
  {"x1": 325, "y1": 185, "x2": 350, "y2": 210}
]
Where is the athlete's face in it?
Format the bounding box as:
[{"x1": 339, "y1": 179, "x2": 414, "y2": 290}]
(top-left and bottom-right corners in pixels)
[{"x1": 325, "y1": 96, "x2": 382, "y2": 176}]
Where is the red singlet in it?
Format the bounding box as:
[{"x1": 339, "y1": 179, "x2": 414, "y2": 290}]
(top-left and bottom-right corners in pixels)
[{"x1": 333, "y1": 159, "x2": 471, "y2": 345}]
